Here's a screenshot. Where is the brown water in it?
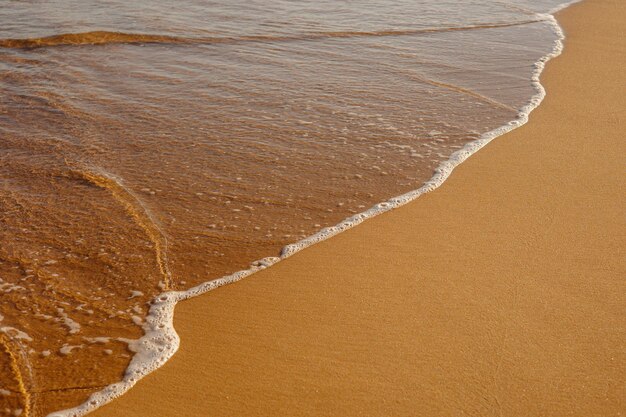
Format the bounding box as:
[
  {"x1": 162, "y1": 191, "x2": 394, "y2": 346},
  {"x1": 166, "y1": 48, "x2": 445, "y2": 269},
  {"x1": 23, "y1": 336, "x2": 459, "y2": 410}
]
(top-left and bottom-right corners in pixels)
[{"x1": 0, "y1": 0, "x2": 570, "y2": 415}]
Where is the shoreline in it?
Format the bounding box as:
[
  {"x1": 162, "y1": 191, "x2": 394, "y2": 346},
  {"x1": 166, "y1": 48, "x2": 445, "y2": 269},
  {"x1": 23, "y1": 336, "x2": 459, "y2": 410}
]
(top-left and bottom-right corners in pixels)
[
  {"x1": 48, "y1": 6, "x2": 571, "y2": 417},
  {"x1": 62, "y1": 0, "x2": 624, "y2": 415}
]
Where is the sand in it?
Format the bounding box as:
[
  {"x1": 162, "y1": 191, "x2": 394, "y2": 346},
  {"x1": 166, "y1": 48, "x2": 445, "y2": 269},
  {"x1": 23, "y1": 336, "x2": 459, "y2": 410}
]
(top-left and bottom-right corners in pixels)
[{"x1": 91, "y1": 0, "x2": 625, "y2": 416}]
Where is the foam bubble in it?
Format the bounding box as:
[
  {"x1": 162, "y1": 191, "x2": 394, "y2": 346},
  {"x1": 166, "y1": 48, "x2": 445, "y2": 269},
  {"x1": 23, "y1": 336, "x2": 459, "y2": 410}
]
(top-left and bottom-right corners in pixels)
[
  {"x1": 0, "y1": 327, "x2": 33, "y2": 342},
  {"x1": 82, "y1": 337, "x2": 110, "y2": 344},
  {"x1": 128, "y1": 290, "x2": 144, "y2": 299},
  {"x1": 57, "y1": 308, "x2": 81, "y2": 335},
  {"x1": 58, "y1": 344, "x2": 82, "y2": 356}
]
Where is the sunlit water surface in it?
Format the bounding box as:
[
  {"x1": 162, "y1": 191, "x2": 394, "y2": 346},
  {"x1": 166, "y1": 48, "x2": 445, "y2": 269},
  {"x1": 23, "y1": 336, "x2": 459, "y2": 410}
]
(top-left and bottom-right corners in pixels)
[{"x1": 0, "y1": 0, "x2": 569, "y2": 414}]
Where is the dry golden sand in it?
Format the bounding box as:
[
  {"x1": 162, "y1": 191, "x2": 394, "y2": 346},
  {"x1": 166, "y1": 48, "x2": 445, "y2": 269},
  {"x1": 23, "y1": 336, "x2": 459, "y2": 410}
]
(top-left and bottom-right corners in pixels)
[{"x1": 92, "y1": 0, "x2": 625, "y2": 416}]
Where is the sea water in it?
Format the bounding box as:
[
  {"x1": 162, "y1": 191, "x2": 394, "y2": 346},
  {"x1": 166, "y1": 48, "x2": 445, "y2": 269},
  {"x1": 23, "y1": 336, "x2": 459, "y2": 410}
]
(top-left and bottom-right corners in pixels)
[{"x1": 0, "y1": 0, "x2": 578, "y2": 414}]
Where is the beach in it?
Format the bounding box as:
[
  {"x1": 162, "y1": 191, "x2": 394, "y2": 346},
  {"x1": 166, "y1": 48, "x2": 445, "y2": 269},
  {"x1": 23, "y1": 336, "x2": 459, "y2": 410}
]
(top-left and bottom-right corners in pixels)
[
  {"x1": 2, "y1": 3, "x2": 568, "y2": 413},
  {"x1": 89, "y1": 0, "x2": 625, "y2": 416}
]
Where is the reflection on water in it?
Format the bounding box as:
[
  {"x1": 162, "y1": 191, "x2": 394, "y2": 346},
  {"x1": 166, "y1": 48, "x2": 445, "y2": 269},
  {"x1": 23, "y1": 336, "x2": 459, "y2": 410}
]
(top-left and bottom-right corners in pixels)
[{"x1": 0, "y1": 0, "x2": 565, "y2": 414}]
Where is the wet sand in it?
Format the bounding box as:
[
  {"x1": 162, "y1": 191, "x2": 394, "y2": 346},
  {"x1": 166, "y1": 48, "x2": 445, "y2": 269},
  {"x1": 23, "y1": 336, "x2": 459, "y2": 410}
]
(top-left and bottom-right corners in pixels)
[{"x1": 92, "y1": 0, "x2": 625, "y2": 416}]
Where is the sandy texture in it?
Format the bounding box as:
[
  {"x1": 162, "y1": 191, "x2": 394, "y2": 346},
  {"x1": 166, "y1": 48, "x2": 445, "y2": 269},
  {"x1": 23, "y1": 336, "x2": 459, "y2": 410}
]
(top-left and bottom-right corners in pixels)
[{"x1": 92, "y1": 1, "x2": 625, "y2": 416}]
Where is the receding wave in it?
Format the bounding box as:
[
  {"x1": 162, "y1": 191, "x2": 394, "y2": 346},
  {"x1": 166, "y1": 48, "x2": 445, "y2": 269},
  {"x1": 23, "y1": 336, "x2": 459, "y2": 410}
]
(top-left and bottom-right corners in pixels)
[
  {"x1": 0, "y1": 31, "x2": 187, "y2": 48},
  {"x1": 0, "y1": 20, "x2": 543, "y2": 49}
]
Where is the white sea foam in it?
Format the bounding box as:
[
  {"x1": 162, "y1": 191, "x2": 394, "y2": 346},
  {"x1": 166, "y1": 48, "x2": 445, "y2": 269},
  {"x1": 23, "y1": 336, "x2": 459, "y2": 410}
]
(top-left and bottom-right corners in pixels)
[
  {"x1": 128, "y1": 290, "x2": 144, "y2": 299},
  {"x1": 58, "y1": 344, "x2": 82, "y2": 356},
  {"x1": 82, "y1": 337, "x2": 111, "y2": 344},
  {"x1": 0, "y1": 327, "x2": 33, "y2": 343},
  {"x1": 47, "y1": 2, "x2": 582, "y2": 416},
  {"x1": 57, "y1": 308, "x2": 81, "y2": 335}
]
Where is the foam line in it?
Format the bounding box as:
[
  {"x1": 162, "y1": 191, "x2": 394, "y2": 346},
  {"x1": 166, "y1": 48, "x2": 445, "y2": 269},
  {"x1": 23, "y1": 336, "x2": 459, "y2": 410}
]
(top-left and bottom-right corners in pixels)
[{"x1": 48, "y1": 2, "x2": 582, "y2": 416}]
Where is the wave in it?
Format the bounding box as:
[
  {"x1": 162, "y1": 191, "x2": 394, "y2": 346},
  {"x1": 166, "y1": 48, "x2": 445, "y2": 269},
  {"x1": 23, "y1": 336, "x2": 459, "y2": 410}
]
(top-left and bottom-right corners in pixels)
[
  {"x1": 0, "y1": 20, "x2": 543, "y2": 49},
  {"x1": 0, "y1": 31, "x2": 186, "y2": 49},
  {"x1": 70, "y1": 167, "x2": 173, "y2": 291},
  {"x1": 47, "y1": 1, "x2": 583, "y2": 415}
]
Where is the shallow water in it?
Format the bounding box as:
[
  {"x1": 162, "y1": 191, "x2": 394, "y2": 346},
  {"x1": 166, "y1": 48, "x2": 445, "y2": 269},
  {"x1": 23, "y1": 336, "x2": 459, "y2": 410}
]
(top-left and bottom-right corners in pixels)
[{"x1": 0, "y1": 0, "x2": 570, "y2": 414}]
